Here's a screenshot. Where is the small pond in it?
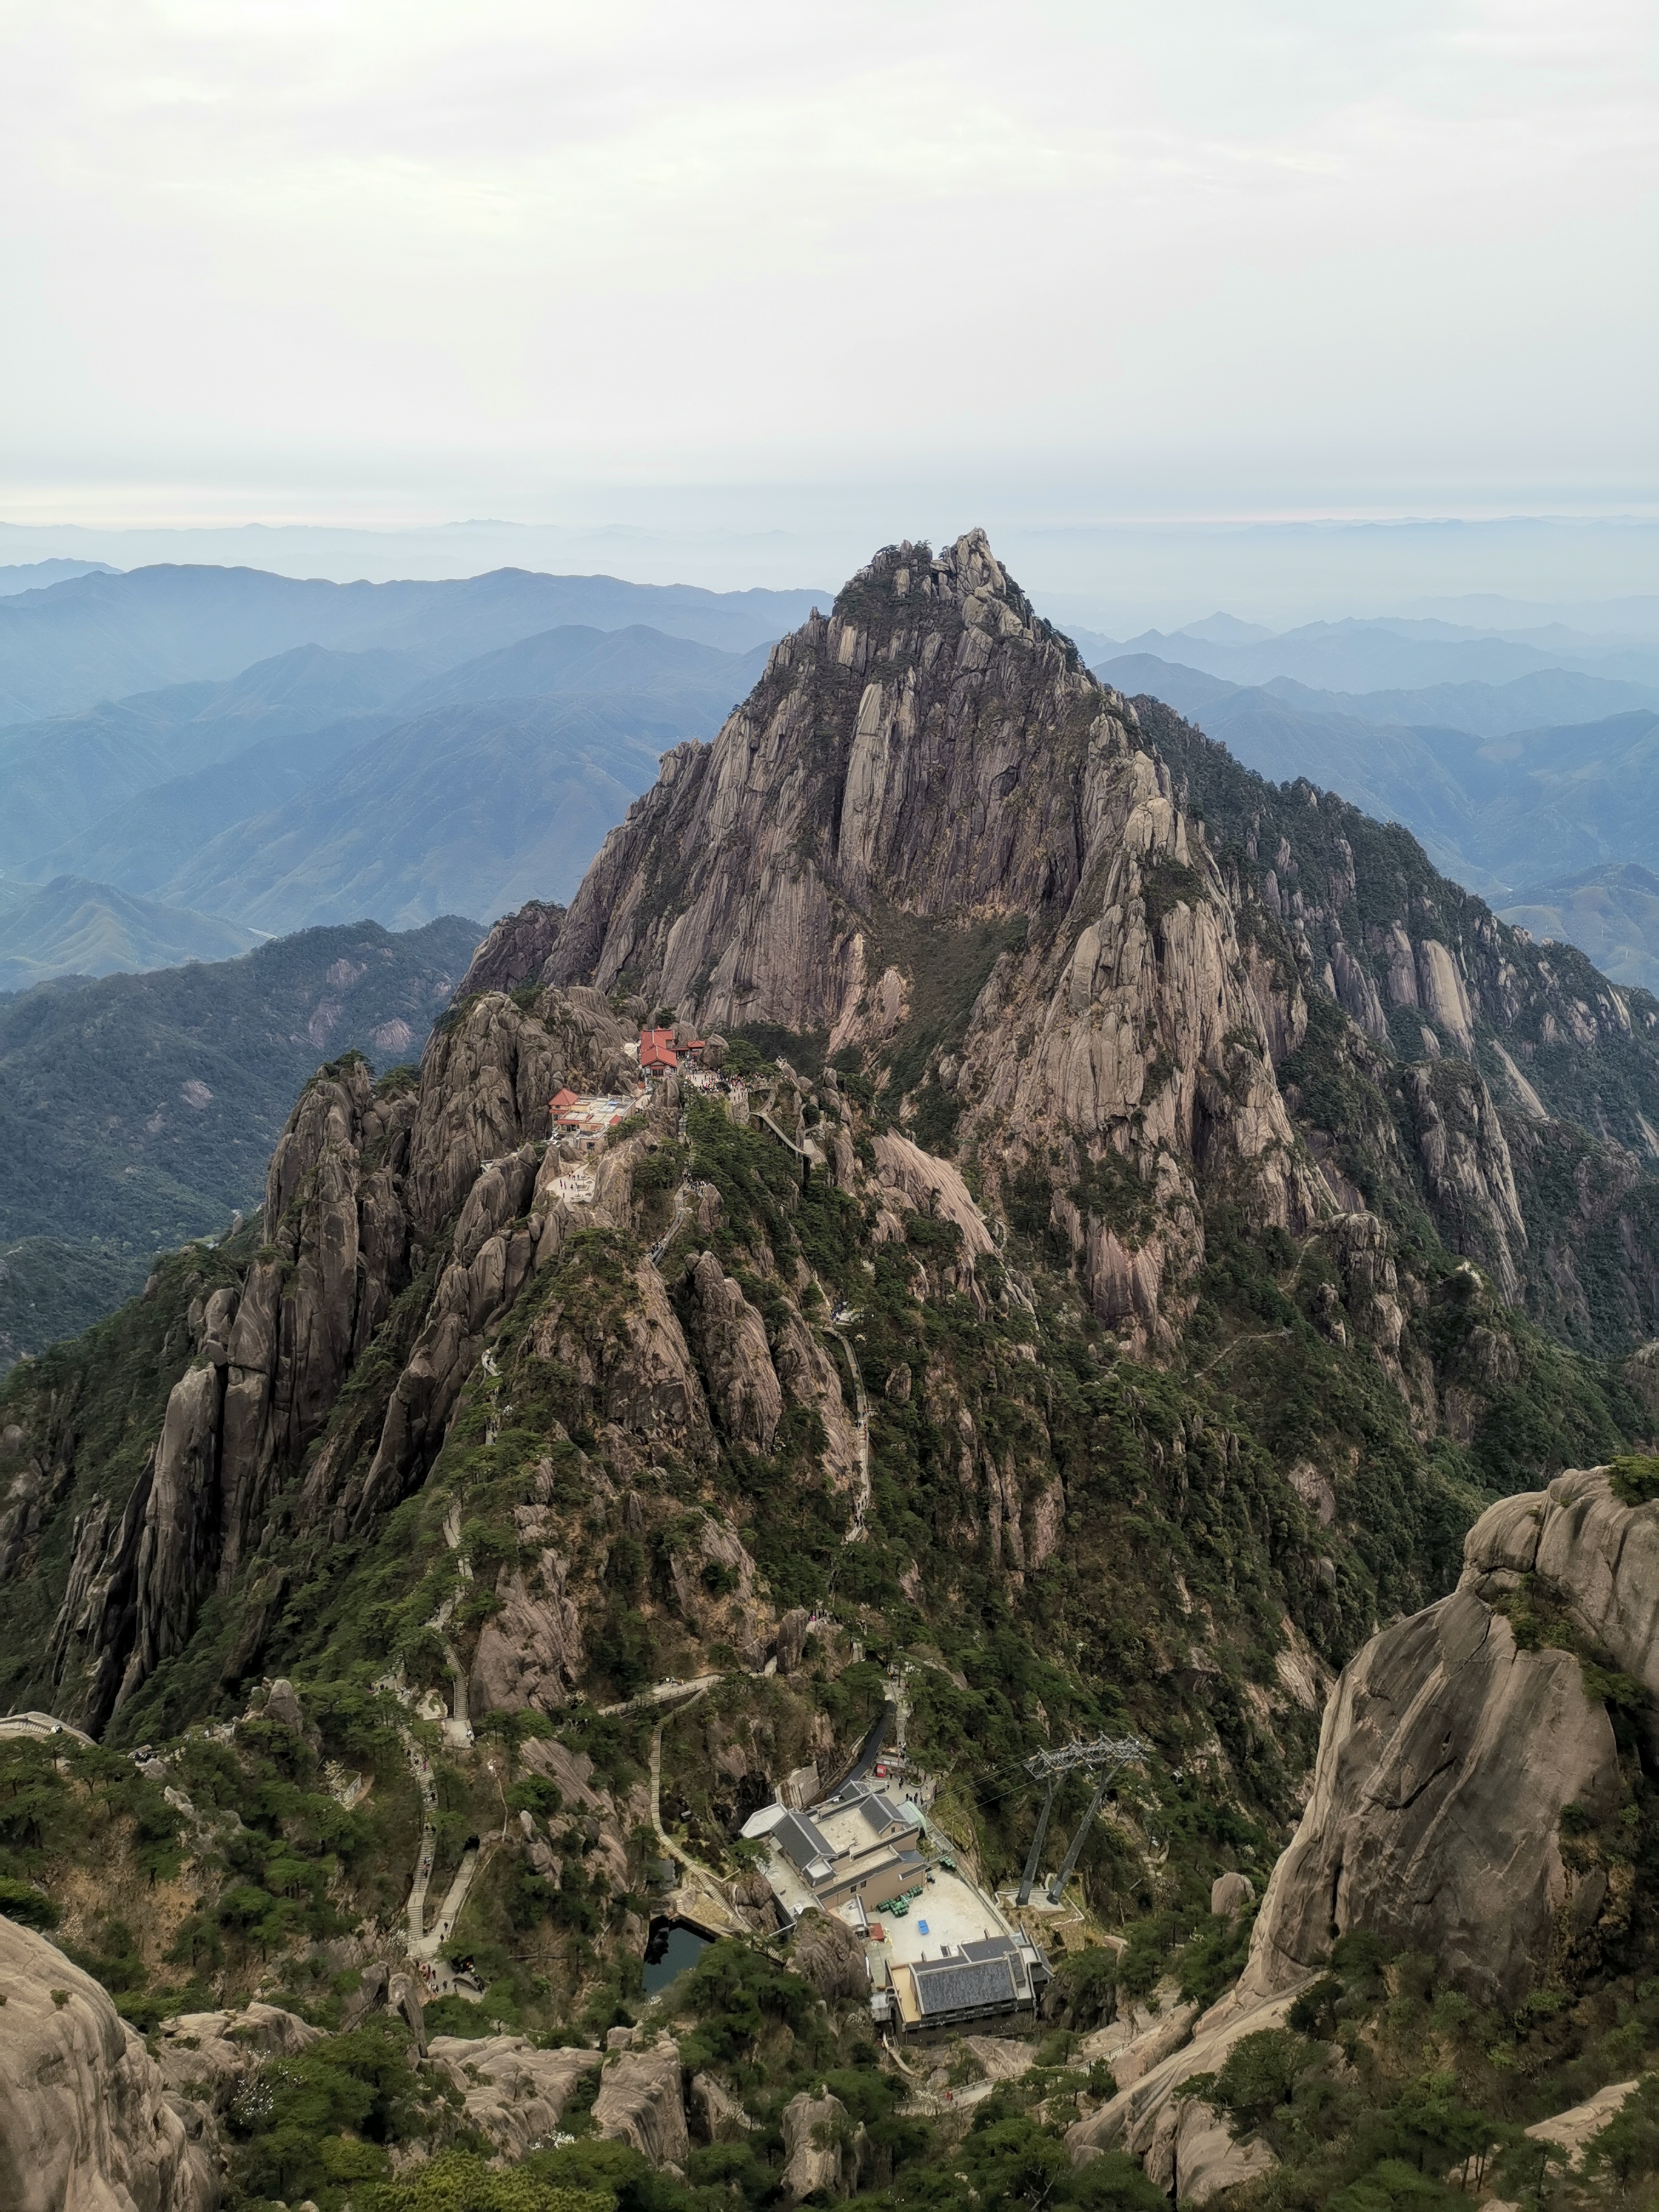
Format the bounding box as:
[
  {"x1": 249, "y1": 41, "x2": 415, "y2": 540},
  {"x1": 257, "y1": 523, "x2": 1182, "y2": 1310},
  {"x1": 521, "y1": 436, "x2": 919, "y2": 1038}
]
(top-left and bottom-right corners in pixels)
[{"x1": 642, "y1": 1919, "x2": 713, "y2": 1994}]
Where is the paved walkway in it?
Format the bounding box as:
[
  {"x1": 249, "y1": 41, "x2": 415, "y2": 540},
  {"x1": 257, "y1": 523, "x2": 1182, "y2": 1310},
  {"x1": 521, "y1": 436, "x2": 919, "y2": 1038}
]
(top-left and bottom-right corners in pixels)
[
  {"x1": 757, "y1": 1110, "x2": 826, "y2": 1167},
  {"x1": 598, "y1": 1672, "x2": 725, "y2": 1718}
]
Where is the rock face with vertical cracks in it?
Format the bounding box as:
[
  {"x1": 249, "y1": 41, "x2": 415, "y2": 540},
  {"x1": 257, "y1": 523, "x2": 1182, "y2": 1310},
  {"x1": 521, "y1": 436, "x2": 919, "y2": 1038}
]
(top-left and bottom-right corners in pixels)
[
  {"x1": 544, "y1": 532, "x2": 1330, "y2": 1350},
  {"x1": 682, "y1": 1251, "x2": 785, "y2": 1450},
  {"x1": 44, "y1": 987, "x2": 640, "y2": 1730},
  {"x1": 455, "y1": 897, "x2": 568, "y2": 998},
  {"x1": 50, "y1": 1057, "x2": 417, "y2": 1729}
]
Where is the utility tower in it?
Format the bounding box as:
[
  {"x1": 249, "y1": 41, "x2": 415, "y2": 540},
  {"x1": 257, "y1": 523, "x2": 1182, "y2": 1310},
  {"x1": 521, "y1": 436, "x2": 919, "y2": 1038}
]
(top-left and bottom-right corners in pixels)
[{"x1": 1016, "y1": 1735, "x2": 1145, "y2": 1908}]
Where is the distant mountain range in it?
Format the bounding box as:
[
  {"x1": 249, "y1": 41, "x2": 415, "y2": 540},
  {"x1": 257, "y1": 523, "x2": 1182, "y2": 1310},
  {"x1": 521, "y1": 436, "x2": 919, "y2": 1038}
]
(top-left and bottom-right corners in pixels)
[
  {"x1": 0, "y1": 561, "x2": 819, "y2": 724},
  {"x1": 0, "y1": 612, "x2": 774, "y2": 954},
  {"x1": 0, "y1": 557, "x2": 116, "y2": 597},
  {"x1": 1079, "y1": 612, "x2": 1659, "y2": 696},
  {"x1": 1498, "y1": 863, "x2": 1659, "y2": 996},
  {"x1": 0, "y1": 876, "x2": 255, "y2": 993},
  {"x1": 1093, "y1": 645, "x2": 1659, "y2": 932},
  {"x1": 0, "y1": 914, "x2": 479, "y2": 1366}
]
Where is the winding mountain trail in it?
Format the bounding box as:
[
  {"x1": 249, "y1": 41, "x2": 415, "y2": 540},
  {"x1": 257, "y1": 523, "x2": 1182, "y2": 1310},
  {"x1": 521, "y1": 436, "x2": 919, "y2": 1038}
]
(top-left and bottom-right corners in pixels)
[
  {"x1": 401, "y1": 1729, "x2": 438, "y2": 1950},
  {"x1": 756, "y1": 1109, "x2": 826, "y2": 1167},
  {"x1": 598, "y1": 1672, "x2": 725, "y2": 1719},
  {"x1": 648, "y1": 1178, "x2": 710, "y2": 1268},
  {"x1": 392, "y1": 1728, "x2": 485, "y2": 1998},
  {"x1": 645, "y1": 1678, "x2": 743, "y2": 1927}
]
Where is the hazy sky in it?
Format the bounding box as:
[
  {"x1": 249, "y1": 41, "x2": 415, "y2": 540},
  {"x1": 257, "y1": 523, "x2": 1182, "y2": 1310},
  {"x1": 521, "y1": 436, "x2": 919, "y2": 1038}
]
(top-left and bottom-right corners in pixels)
[{"x1": 4, "y1": 0, "x2": 1657, "y2": 539}]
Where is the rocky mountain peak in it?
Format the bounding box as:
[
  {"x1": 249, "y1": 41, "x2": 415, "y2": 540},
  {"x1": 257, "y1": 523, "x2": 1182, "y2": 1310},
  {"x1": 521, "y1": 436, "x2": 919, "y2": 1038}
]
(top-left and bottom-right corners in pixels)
[
  {"x1": 542, "y1": 529, "x2": 1322, "y2": 1347},
  {"x1": 828, "y1": 527, "x2": 1044, "y2": 644}
]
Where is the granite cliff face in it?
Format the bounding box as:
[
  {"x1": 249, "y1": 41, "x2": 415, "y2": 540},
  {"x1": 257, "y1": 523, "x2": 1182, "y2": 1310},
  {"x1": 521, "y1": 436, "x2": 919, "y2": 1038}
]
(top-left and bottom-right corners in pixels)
[
  {"x1": 1141, "y1": 694, "x2": 1659, "y2": 1353},
  {"x1": 1070, "y1": 1463, "x2": 1659, "y2": 2188},
  {"x1": 0, "y1": 1915, "x2": 218, "y2": 2212},
  {"x1": 535, "y1": 532, "x2": 1328, "y2": 1347},
  {"x1": 1244, "y1": 1464, "x2": 1659, "y2": 2009}
]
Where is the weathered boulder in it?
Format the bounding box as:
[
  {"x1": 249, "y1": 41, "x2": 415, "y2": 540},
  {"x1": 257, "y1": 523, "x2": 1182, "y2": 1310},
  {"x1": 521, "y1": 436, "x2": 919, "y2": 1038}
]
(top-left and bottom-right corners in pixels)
[
  {"x1": 1210, "y1": 1871, "x2": 1254, "y2": 1919},
  {"x1": 776, "y1": 1606, "x2": 812, "y2": 1674},
  {"x1": 263, "y1": 1678, "x2": 304, "y2": 1729},
  {"x1": 1151, "y1": 2096, "x2": 1278, "y2": 2205},
  {"x1": 1069, "y1": 1982, "x2": 1304, "y2": 2184},
  {"x1": 962, "y1": 2037, "x2": 1040, "y2": 2084},
  {"x1": 0, "y1": 1915, "x2": 219, "y2": 2212},
  {"x1": 1526, "y1": 2079, "x2": 1639, "y2": 2168},
  {"x1": 780, "y1": 2089, "x2": 851, "y2": 2204},
  {"x1": 593, "y1": 2036, "x2": 690, "y2": 2170},
  {"x1": 1244, "y1": 1470, "x2": 1644, "y2": 2013},
  {"x1": 154, "y1": 2001, "x2": 322, "y2": 2111},
  {"x1": 1073, "y1": 1468, "x2": 1659, "y2": 2192},
  {"x1": 427, "y1": 2035, "x2": 601, "y2": 2157},
  {"x1": 1078, "y1": 1993, "x2": 1201, "y2": 2088}
]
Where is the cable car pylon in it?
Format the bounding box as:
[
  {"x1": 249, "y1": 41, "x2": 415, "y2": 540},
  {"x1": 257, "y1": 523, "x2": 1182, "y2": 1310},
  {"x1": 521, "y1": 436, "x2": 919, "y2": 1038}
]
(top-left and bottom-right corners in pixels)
[{"x1": 1014, "y1": 1734, "x2": 1146, "y2": 1908}]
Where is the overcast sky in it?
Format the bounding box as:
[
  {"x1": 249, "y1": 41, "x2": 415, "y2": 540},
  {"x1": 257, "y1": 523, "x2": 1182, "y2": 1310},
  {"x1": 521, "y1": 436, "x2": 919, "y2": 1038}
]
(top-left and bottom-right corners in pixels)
[{"x1": 3, "y1": 1, "x2": 1657, "y2": 552}]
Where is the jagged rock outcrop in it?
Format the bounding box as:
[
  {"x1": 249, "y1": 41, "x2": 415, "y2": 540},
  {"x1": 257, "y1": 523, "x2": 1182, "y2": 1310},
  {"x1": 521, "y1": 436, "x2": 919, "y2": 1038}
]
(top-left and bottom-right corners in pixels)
[
  {"x1": 550, "y1": 534, "x2": 1092, "y2": 1028},
  {"x1": 153, "y1": 2002, "x2": 321, "y2": 2113},
  {"x1": 39, "y1": 983, "x2": 651, "y2": 1727},
  {"x1": 593, "y1": 2036, "x2": 690, "y2": 2169},
  {"x1": 771, "y1": 1309, "x2": 862, "y2": 1492},
  {"x1": 1073, "y1": 1466, "x2": 1659, "y2": 2191},
  {"x1": 457, "y1": 898, "x2": 568, "y2": 997},
  {"x1": 427, "y1": 2035, "x2": 601, "y2": 2156},
  {"x1": 535, "y1": 533, "x2": 1330, "y2": 1350},
  {"x1": 47, "y1": 1056, "x2": 417, "y2": 1727},
  {"x1": 791, "y1": 1908, "x2": 870, "y2": 2001},
  {"x1": 407, "y1": 986, "x2": 631, "y2": 1234},
  {"x1": 0, "y1": 1915, "x2": 219, "y2": 2212},
  {"x1": 1624, "y1": 1339, "x2": 1659, "y2": 1421},
  {"x1": 780, "y1": 2088, "x2": 854, "y2": 2204},
  {"x1": 683, "y1": 1252, "x2": 783, "y2": 1449},
  {"x1": 1241, "y1": 1466, "x2": 1657, "y2": 2011}
]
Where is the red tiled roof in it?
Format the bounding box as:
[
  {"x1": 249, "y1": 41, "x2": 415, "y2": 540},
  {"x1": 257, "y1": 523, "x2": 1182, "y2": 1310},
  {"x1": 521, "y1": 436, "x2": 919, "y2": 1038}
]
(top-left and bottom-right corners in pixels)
[{"x1": 549, "y1": 1088, "x2": 579, "y2": 1111}]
